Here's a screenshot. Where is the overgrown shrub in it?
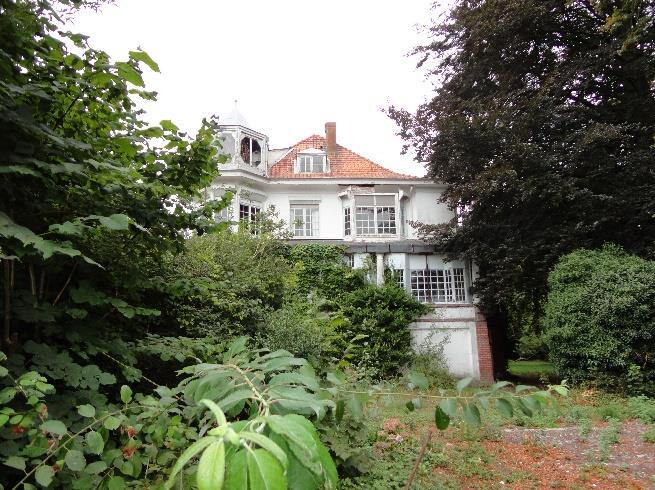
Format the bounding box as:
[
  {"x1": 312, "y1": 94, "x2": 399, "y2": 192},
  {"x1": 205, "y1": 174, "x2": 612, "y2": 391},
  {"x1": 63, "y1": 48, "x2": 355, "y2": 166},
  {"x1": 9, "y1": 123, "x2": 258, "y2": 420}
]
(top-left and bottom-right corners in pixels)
[
  {"x1": 289, "y1": 245, "x2": 366, "y2": 299},
  {"x1": 257, "y1": 301, "x2": 329, "y2": 361},
  {"x1": 337, "y1": 284, "x2": 429, "y2": 378},
  {"x1": 543, "y1": 246, "x2": 655, "y2": 395},
  {"x1": 165, "y1": 230, "x2": 291, "y2": 337}
]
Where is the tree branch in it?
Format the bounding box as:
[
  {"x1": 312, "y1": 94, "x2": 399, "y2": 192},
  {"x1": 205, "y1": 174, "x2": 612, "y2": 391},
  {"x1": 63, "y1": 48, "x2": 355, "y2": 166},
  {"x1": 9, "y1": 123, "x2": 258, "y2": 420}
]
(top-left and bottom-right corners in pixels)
[
  {"x1": 52, "y1": 262, "x2": 78, "y2": 306},
  {"x1": 404, "y1": 428, "x2": 434, "y2": 490}
]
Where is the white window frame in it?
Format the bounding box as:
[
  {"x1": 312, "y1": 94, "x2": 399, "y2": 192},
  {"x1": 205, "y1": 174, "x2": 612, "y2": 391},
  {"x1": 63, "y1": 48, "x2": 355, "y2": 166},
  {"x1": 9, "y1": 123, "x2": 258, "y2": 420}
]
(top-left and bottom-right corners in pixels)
[
  {"x1": 354, "y1": 194, "x2": 397, "y2": 236},
  {"x1": 410, "y1": 267, "x2": 467, "y2": 304},
  {"x1": 295, "y1": 153, "x2": 326, "y2": 173},
  {"x1": 239, "y1": 203, "x2": 261, "y2": 234},
  {"x1": 344, "y1": 206, "x2": 352, "y2": 236},
  {"x1": 290, "y1": 205, "x2": 319, "y2": 237}
]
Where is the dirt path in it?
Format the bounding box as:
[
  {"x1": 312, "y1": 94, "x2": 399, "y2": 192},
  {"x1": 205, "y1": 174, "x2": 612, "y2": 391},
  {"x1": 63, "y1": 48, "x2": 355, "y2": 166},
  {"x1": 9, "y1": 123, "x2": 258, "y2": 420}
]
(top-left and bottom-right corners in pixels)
[{"x1": 502, "y1": 421, "x2": 654, "y2": 485}]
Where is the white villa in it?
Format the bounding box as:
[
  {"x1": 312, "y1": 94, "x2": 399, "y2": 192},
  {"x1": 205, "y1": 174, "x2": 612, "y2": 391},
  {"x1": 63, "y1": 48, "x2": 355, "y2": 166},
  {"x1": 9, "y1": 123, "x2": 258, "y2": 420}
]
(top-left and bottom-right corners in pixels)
[{"x1": 206, "y1": 107, "x2": 494, "y2": 382}]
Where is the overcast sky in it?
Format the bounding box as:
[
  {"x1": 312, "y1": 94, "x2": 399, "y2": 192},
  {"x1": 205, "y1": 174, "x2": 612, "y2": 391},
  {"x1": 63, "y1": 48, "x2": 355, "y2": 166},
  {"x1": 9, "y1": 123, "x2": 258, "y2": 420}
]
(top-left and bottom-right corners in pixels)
[{"x1": 71, "y1": 1, "x2": 442, "y2": 176}]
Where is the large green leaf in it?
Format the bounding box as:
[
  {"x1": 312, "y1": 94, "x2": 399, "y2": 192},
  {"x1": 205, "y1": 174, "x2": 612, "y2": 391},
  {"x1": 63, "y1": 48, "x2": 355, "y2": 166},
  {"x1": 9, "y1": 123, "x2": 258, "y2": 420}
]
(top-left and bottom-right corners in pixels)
[
  {"x1": 246, "y1": 449, "x2": 286, "y2": 490},
  {"x1": 439, "y1": 398, "x2": 458, "y2": 418},
  {"x1": 116, "y1": 62, "x2": 144, "y2": 87},
  {"x1": 196, "y1": 441, "x2": 225, "y2": 490},
  {"x1": 462, "y1": 403, "x2": 481, "y2": 426},
  {"x1": 496, "y1": 398, "x2": 514, "y2": 418},
  {"x1": 129, "y1": 50, "x2": 160, "y2": 72},
  {"x1": 35, "y1": 465, "x2": 55, "y2": 487},
  {"x1": 456, "y1": 377, "x2": 473, "y2": 394},
  {"x1": 224, "y1": 450, "x2": 248, "y2": 489},
  {"x1": 65, "y1": 449, "x2": 86, "y2": 471},
  {"x1": 85, "y1": 431, "x2": 104, "y2": 454},
  {"x1": 238, "y1": 432, "x2": 287, "y2": 469},
  {"x1": 265, "y1": 415, "x2": 321, "y2": 476},
  {"x1": 407, "y1": 371, "x2": 429, "y2": 391},
  {"x1": 268, "y1": 372, "x2": 320, "y2": 392},
  {"x1": 41, "y1": 420, "x2": 67, "y2": 436},
  {"x1": 269, "y1": 434, "x2": 320, "y2": 490},
  {"x1": 165, "y1": 437, "x2": 217, "y2": 489}
]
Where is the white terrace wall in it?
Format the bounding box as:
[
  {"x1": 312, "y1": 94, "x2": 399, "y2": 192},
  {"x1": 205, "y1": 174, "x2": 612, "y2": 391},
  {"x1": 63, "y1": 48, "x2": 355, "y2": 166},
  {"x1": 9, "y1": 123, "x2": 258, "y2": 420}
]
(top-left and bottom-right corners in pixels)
[{"x1": 410, "y1": 305, "x2": 494, "y2": 382}]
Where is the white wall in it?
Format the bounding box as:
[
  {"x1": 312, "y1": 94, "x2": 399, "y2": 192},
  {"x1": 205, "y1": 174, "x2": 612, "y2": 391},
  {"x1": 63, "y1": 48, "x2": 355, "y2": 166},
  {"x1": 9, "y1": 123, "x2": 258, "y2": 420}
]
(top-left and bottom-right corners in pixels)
[
  {"x1": 265, "y1": 184, "x2": 344, "y2": 238},
  {"x1": 410, "y1": 305, "x2": 481, "y2": 379},
  {"x1": 406, "y1": 186, "x2": 453, "y2": 239},
  {"x1": 261, "y1": 182, "x2": 453, "y2": 240}
]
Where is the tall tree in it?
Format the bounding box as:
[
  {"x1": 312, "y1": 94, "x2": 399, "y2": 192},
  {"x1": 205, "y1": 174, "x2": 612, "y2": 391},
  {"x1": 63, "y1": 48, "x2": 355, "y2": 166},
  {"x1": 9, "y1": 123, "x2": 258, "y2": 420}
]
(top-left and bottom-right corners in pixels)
[
  {"x1": 389, "y1": 0, "x2": 655, "y2": 339},
  {"x1": 0, "y1": 0, "x2": 227, "y2": 351}
]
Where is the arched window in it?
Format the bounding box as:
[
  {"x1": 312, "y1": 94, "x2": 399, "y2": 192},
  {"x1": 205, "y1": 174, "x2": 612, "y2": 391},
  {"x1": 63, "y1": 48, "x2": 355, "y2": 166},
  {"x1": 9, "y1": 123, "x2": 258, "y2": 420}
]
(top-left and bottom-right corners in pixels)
[{"x1": 240, "y1": 136, "x2": 262, "y2": 166}]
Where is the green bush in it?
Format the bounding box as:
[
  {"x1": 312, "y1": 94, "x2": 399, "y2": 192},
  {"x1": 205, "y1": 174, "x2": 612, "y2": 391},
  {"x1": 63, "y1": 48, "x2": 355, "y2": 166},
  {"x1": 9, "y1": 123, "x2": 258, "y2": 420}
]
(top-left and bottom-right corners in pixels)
[
  {"x1": 165, "y1": 229, "x2": 291, "y2": 337},
  {"x1": 337, "y1": 284, "x2": 429, "y2": 378},
  {"x1": 543, "y1": 246, "x2": 655, "y2": 395},
  {"x1": 289, "y1": 245, "x2": 366, "y2": 299},
  {"x1": 257, "y1": 301, "x2": 329, "y2": 361},
  {"x1": 515, "y1": 333, "x2": 548, "y2": 360}
]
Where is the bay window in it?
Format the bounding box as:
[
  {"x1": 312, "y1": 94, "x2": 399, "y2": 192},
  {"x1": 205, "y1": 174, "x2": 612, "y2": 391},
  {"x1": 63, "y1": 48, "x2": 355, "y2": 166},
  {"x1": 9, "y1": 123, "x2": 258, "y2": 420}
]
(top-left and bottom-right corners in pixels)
[{"x1": 354, "y1": 195, "x2": 397, "y2": 236}]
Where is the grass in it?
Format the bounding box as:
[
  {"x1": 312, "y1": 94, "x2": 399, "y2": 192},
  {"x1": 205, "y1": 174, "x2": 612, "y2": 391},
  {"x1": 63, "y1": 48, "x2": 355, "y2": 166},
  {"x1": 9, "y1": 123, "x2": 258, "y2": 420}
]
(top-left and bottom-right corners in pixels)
[{"x1": 507, "y1": 359, "x2": 556, "y2": 377}]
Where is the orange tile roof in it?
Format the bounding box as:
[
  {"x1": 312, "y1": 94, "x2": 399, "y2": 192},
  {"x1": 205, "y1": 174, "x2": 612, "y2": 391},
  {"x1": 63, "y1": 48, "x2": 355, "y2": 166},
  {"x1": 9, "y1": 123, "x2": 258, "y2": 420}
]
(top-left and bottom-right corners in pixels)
[{"x1": 269, "y1": 135, "x2": 416, "y2": 179}]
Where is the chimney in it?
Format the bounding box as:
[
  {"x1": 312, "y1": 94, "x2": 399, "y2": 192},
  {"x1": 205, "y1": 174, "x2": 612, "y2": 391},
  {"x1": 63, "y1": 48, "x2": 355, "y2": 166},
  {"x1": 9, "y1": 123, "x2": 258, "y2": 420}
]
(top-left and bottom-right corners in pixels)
[{"x1": 325, "y1": 122, "x2": 336, "y2": 160}]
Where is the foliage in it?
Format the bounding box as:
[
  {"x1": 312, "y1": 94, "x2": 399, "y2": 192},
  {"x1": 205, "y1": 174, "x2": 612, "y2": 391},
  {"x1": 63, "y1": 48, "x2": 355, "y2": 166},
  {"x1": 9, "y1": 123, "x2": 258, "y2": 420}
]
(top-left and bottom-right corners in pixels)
[
  {"x1": 0, "y1": 338, "x2": 340, "y2": 489},
  {"x1": 0, "y1": 0, "x2": 228, "y2": 359},
  {"x1": 337, "y1": 284, "x2": 429, "y2": 377},
  {"x1": 515, "y1": 333, "x2": 548, "y2": 360},
  {"x1": 627, "y1": 396, "x2": 655, "y2": 424},
  {"x1": 163, "y1": 229, "x2": 291, "y2": 337},
  {"x1": 289, "y1": 245, "x2": 366, "y2": 300},
  {"x1": 388, "y1": 0, "x2": 655, "y2": 330},
  {"x1": 257, "y1": 301, "x2": 330, "y2": 362},
  {"x1": 543, "y1": 246, "x2": 655, "y2": 395}
]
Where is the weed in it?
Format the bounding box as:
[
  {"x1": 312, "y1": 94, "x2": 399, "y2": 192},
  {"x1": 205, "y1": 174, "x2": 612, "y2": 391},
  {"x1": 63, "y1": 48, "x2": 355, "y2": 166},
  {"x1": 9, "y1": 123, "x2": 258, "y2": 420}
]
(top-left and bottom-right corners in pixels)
[
  {"x1": 628, "y1": 396, "x2": 655, "y2": 424},
  {"x1": 578, "y1": 417, "x2": 592, "y2": 439},
  {"x1": 597, "y1": 418, "x2": 621, "y2": 461},
  {"x1": 642, "y1": 425, "x2": 655, "y2": 443}
]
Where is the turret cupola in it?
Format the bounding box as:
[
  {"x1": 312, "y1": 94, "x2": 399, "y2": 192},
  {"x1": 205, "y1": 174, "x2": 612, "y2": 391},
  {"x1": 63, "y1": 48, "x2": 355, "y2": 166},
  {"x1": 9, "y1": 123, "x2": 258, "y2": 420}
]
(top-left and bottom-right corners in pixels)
[{"x1": 215, "y1": 101, "x2": 268, "y2": 176}]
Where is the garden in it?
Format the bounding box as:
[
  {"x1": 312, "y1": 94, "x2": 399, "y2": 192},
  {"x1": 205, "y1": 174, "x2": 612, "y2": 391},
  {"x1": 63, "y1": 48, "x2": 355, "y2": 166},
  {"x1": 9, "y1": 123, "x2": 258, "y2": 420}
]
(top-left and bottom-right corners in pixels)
[{"x1": 2, "y1": 0, "x2": 654, "y2": 488}]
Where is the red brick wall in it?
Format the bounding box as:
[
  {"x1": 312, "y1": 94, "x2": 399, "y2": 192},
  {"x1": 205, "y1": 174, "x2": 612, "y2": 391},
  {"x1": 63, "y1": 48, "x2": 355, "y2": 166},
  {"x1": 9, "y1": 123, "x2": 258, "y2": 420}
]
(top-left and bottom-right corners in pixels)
[{"x1": 475, "y1": 309, "x2": 495, "y2": 384}]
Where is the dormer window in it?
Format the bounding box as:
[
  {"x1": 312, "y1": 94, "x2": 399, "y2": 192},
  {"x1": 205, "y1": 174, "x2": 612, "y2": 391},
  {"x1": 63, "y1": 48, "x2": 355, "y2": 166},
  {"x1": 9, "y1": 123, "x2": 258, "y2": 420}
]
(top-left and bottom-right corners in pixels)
[{"x1": 294, "y1": 149, "x2": 327, "y2": 173}]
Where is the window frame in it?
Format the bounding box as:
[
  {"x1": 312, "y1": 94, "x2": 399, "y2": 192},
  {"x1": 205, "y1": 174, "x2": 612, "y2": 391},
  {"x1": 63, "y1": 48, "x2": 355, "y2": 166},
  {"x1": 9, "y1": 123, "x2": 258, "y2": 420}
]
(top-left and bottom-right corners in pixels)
[
  {"x1": 295, "y1": 152, "x2": 326, "y2": 173},
  {"x1": 344, "y1": 206, "x2": 352, "y2": 236},
  {"x1": 239, "y1": 203, "x2": 261, "y2": 235},
  {"x1": 290, "y1": 205, "x2": 319, "y2": 237},
  {"x1": 354, "y1": 194, "x2": 397, "y2": 236},
  {"x1": 409, "y1": 267, "x2": 467, "y2": 304}
]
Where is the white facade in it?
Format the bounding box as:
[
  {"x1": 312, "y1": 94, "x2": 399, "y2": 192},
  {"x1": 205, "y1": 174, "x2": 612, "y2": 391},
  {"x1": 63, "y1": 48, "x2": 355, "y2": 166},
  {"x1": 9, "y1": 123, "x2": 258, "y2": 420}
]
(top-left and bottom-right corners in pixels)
[{"x1": 207, "y1": 112, "x2": 492, "y2": 380}]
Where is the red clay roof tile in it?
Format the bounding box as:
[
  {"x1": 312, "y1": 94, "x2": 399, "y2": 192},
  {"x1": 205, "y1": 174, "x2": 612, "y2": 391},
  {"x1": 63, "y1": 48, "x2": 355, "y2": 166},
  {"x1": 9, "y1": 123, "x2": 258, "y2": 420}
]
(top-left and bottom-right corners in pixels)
[{"x1": 269, "y1": 135, "x2": 416, "y2": 179}]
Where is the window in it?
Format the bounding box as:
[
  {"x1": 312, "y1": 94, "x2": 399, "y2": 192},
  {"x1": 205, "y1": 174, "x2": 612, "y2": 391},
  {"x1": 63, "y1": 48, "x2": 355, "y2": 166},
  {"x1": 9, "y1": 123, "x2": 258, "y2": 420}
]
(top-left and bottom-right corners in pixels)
[
  {"x1": 344, "y1": 207, "x2": 351, "y2": 236},
  {"x1": 344, "y1": 254, "x2": 354, "y2": 268},
  {"x1": 214, "y1": 206, "x2": 230, "y2": 223},
  {"x1": 239, "y1": 203, "x2": 261, "y2": 234},
  {"x1": 240, "y1": 136, "x2": 262, "y2": 166},
  {"x1": 354, "y1": 195, "x2": 397, "y2": 235},
  {"x1": 410, "y1": 268, "x2": 466, "y2": 303},
  {"x1": 394, "y1": 269, "x2": 405, "y2": 289},
  {"x1": 295, "y1": 153, "x2": 326, "y2": 173},
  {"x1": 290, "y1": 206, "x2": 319, "y2": 237}
]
